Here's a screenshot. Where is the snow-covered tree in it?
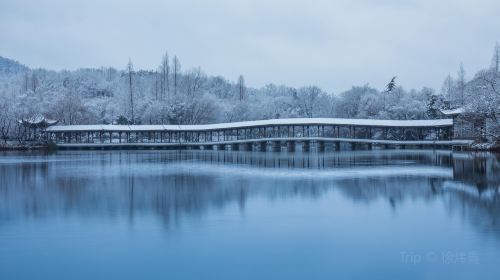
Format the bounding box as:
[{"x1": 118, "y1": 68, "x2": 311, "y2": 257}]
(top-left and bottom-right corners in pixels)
[
  {"x1": 0, "y1": 42, "x2": 498, "y2": 144},
  {"x1": 126, "y1": 59, "x2": 135, "y2": 123},
  {"x1": 160, "y1": 52, "x2": 170, "y2": 99},
  {"x1": 173, "y1": 56, "x2": 181, "y2": 96},
  {"x1": 457, "y1": 64, "x2": 466, "y2": 106},
  {"x1": 492, "y1": 42, "x2": 500, "y2": 73},
  {"x1": 467, "y1": 69, "x2": 500, "y2": 140},
  {"x1": 237, "y1": 75, "x2": 245, "y2": 101}
]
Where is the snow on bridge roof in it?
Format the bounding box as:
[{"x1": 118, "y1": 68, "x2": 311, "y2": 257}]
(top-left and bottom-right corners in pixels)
[
  {"x1": 440, "y1": 108, "x2": 465, "y2": 116},
  {"x1": 46, "y1": 118, "x2": 454, "y2": 132}
]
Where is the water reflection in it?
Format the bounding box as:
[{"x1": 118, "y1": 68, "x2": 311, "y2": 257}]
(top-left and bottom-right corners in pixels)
[{"x1": 0, "y1": 150, "x2": 499, "y2": 238}]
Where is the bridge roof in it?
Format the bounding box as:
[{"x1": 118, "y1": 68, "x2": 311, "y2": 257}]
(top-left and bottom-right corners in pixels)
[{"x1": 46, "y1": 118, "x2": 453, "y2": 132}]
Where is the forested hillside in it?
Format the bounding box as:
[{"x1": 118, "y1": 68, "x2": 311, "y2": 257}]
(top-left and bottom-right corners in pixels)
[{"x1": 0, "y1": 44, "x2": 499, "y2": 142}]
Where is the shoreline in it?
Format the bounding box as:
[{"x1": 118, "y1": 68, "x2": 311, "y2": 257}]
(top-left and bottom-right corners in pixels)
[
  {"x1": 0, "y1": 144, "x2": 48, "y2": 151},
  {"x1": 1, "y1": 143, "x2": 499, "y2": 152},
  {"x1": 468, "y1": 142, "x2": 500, "y2": 152}
]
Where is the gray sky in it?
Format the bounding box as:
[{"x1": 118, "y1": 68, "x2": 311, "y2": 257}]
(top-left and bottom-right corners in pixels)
[{"x1": 1, "y1": 0, "x2": 499, "y2": 93}]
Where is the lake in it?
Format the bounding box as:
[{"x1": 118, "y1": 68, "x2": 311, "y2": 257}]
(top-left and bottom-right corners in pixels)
[{"x1": 0, "y1": 150, "x2": 499, "y2": 280}]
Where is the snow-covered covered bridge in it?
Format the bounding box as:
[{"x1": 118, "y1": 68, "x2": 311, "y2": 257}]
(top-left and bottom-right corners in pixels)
[{"x1": 45, "y1": 118, "x2": 472, "y2": 151}]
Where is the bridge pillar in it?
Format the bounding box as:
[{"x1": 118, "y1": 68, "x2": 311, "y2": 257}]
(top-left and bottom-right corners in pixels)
[
  {"x1": 240, "y1": 143, "x2": 252, "y2": 151},
  {"x1": 302, "y1": 141, "x2": 310, "y2": 152},
  {"x1": 216, "y1": 144, "x2": 225, "y2": 151},
  {"x1": 271, "y1": 141, "x2": 281, "y2": 152},
  {"x1": 350, "y1": 142, "x2": 356, "y2": 150},
  {"x1": 287, "y1": 141, "x2": 296, "y2": 152},
  {"x1": 251, "y1": 142, "x2": 257, "y2": 152},
  {"x1": 334, "y1": 142, "x2": 340, "y2": 151},
  {"x1": 317, "y1": 141, "x2": 325, "y2": 152},
  {"x1": 257, "y1": 141, "x2": 267, "y2": 152}
]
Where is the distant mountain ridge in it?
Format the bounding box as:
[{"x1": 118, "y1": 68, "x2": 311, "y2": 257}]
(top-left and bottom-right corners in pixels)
[{"x1": 0, "y1": 56, "x2": 29, "y2": 74}]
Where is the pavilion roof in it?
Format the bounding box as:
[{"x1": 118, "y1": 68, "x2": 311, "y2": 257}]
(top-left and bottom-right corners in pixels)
[{"x1": 20, "y1": 115, "x2": 58, "y2": 128}]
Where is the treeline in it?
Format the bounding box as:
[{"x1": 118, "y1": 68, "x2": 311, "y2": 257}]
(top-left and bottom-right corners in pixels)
[{"x1": 0, "y1": 43, "x2": 499, "y2": 144}]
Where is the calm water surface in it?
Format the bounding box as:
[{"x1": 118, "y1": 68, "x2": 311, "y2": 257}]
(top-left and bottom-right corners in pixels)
[{"x1": 0, "y1": 150, "x2": 499, "y2": 280}]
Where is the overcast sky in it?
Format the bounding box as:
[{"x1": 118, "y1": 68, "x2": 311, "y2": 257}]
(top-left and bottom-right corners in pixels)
[{"x1": 1, "y1": 0, "x2": 499, "y2": 93}]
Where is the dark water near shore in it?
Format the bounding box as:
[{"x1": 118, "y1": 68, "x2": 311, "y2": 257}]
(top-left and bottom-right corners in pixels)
[{"x1": 0, "y1": 150, "x2": 499, "y2": 280}]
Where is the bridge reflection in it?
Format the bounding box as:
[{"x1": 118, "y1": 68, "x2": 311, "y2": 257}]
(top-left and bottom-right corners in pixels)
[{"x1": 0, "y1": 150, "x2": 499, "y2": 239}]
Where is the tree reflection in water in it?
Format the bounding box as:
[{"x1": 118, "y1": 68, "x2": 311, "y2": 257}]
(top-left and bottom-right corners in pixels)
[{"x1": 0, "y1": 150, "x2": 499, "y2": 238}]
